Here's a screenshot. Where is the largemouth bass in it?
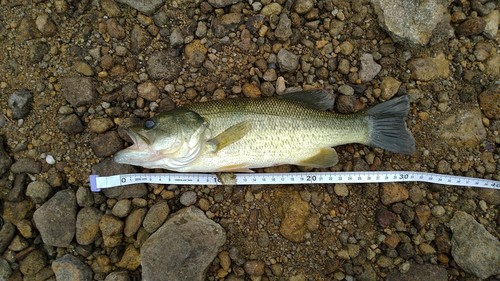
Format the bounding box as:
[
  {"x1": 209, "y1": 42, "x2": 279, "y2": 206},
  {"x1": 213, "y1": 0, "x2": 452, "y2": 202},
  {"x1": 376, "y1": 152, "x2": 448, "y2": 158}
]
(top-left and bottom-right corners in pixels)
[{"x1": 114, "y1": 90, "x2": 415, "y2": 172}]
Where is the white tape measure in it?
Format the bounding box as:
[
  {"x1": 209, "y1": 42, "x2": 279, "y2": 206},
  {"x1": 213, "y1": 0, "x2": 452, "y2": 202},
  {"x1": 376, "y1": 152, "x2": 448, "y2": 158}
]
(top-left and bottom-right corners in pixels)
[{"x1": 89, "y1": 171, "x2": 500, "y2": 192}]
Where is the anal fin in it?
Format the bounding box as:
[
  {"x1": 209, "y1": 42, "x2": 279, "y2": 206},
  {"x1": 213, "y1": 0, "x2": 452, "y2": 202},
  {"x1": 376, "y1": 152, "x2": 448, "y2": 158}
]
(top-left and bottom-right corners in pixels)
[{"x1": 298, "y1": 147, "x2": 339, "y2": 168}]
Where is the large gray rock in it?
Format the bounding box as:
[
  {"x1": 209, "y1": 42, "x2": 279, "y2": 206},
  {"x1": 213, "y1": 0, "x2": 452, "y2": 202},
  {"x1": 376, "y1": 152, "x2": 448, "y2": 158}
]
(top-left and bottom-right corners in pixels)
[
  {"x1": 52, "y1": 254, "x2": 93, "y2": 281},
  {"x1": 359, "y1": 53, "x2": 381, "y2": 83},
  {"x1": 8, "y1": 89, "x2": 33, "y2": 119},
  {"x1": 115, "y1": 0, "x2": 165, "y2": 15},
  {"x1": 277, "y1": 48, "x2": 299, "y2": 72},
  {"x1": 141, "y1": 207, "x2": 226, "y2": 281},
  {"x1": 449, "y1": 211, "x2": 500, "y2": 279},
  {"x1": 371, "y1": 0, "x2": 452, "y2": 46},
  {"x1": 33, "y1": 189, "x2": 77, "y2": 247}
]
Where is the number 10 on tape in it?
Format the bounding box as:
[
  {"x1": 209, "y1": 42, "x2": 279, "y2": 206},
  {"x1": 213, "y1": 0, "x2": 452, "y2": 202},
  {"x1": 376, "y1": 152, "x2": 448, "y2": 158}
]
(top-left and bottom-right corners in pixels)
[{"x1": 89, "y1": 171, "x2": 500, "y2": 192}]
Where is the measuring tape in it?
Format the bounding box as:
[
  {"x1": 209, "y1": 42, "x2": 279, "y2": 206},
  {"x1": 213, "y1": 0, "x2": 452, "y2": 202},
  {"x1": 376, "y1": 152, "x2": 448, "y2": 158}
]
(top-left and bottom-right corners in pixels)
[{"x1": 89, "y1": 171, "x2": 500, "y2": 192}]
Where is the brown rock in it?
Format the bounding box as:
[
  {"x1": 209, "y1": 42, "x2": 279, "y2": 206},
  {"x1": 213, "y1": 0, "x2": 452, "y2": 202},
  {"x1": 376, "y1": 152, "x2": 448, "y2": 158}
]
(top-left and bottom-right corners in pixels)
[
  {"x1": 435, "y1": 227, "x2": 451, "y2": 253},
  {"x1": 101, "y1": 0, "x2": 122, "y2": 17},
  {"x1": 17, "y1": 16, "x2": 41, "y2": 41},
  {"x1": 185, "y1": 40, "x2": 207, "y2": 67},
  {"x1": 107, "y1": 18, "x2": 126, "y2": 39},
  {"x1": 456, "y1": 17, "x2": 486, "y2": 36},
  {"x1": 380, "y1": 77, "x2": 401, "y2": 100},
  {"x1": 439, "y1": 107, "x2": 486, "y2": 147},
  {"x1": 414, "y1": 205, "x2": 431, "y2": 228},
  {"x1": 478, "y1": 188, "x2": 500, "y2": 206},
  {"x1": 242, "y1": 83, "x2": 261, "y2": 98},
  {"x1": 116, "y1": 244, "x2": 141, "y2": 270},
  {"x1": 2, "y1": 200, "x2": 34, "y2": 225},
  {"x1": 99, "y1": 214, "x2": 124, "y2": 248},
  {"x1": 244, "y1": 260, "x2": 265, "y2": 277},
  {"x1": 76, "y1": 207, "x2": 103, "y2": 245},
  {"x1": 419, "y1": 243, "x2": 436, "y2": 255},
  {"x1": 409, "y1": 53, "x2": 450, "y2": 81},
  {"x1": 485, "y1": 53, "x2": 500, "y2": 78},
  {"x1": 19, "y1": 249, "x2": 46, "y2": 277},
  {"x1": 380, "y1": 183, "x2": 409, "y2": 205},
  {"x1": 74, "y1": 61, "x2": 94, "y2": 76},
  {"x1": 376, "y1": 208, "x2": 398, "y2": 228},
  {"x1": 35, "y1": 14, "x2": 57, "y2": 37},
  {"x1": 384, "y1": 233, "x2": 401, "y2": 248},
  {"x1": 212, "y1": 13, "x2": 243, "y2": 37},
  {"x1": 478, "y1": 84, "x2": 500, "y2": 120},
  {"x1": 137, "y1": 82, "x2": 160, "y2": 101},
  {"x1": 278, "y1": 191, "x2": 309, "y2": 242},
  {"x1": 88, "y1": 118, "x2": 115, "y2": 133}
]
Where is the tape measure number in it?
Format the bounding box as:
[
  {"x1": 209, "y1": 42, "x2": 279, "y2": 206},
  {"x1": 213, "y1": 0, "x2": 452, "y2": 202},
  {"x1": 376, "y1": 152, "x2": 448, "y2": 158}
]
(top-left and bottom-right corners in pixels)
[{"x1": 89, "y1": 171, "x2": 500, "y2": 192}]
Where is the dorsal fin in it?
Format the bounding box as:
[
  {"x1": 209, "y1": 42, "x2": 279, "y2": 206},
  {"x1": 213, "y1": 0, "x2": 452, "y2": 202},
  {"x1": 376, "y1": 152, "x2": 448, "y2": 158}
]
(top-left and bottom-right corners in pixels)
[{"x1": 279, "y1": 89, "x2": 335, "y2": 110}]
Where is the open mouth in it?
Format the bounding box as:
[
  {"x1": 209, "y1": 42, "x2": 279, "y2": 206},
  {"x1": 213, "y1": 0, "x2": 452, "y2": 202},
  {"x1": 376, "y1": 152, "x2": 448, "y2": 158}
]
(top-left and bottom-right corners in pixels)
[
  {"x1": 114, "y1": 128, "x2": 167, "y2": 165},
  {"x1": 122, "y1": 128, "x2": 150, "y2": 150}
]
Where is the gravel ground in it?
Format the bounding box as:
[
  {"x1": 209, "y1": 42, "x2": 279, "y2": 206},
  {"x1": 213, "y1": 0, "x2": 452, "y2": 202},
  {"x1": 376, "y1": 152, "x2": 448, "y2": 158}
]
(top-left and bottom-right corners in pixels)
[{"x1": 0, "y1": 0, "x2": 499, "y2": 280}]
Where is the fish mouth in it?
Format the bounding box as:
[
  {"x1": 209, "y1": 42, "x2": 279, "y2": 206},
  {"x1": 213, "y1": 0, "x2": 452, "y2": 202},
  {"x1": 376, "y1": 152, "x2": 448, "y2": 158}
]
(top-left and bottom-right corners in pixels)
[
  {"x1": 123, "y1": 128, "x2": 151, "y2": 148},
  {"x1": 114, "y1": 128, "x2": 154, "y2": 165}
]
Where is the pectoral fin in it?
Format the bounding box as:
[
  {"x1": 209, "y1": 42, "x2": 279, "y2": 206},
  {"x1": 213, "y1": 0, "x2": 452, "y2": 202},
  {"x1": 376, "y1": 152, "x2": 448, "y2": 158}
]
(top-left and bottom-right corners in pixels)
[
  {"x1": 208, "y1": 121, "x2": 251, "y2": 152},
  {"x1": 298, "y1": 147, "x2": 339, "y2": 168}
]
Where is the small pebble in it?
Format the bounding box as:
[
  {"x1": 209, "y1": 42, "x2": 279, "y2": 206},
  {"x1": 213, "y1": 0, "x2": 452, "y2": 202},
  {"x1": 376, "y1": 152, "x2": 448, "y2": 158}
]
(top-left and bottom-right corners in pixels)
[
  {"x1": 338, "y1": 41, "x2": 354, "y2": 56},
  {"x1": 88, "y1": 118, "x2": 114, "y2": 133},
  {"x1": 45, "y1": 155, "x2": 55, "y2": 165},
  {"x1": 380, "y1": 77, "x2": 401, "y2": 100},
  {"x1": 334, "y1": 183, "x2": 349, "y2": 197},
  {"x1": 180, "y1": 191, "x2": 197, "y2": 206},
  {"x1": 431, "y1": 205, "x2": 446, "y2": 217},
  {"x1": 244, "y1": 260, "x2": 265, "y2": 277},
  {"x1": 338, "y1": 85, "x2": 354, "y2": 96},
  {"x1": 112, "y1": 199, "x2": 132, "y2": 218},
  {"x1": 242, "y1": 83, "x2": 262, "y2": 98},
  {"x1": 74, "y1": 61, "x2": 94, "y2": 76}
]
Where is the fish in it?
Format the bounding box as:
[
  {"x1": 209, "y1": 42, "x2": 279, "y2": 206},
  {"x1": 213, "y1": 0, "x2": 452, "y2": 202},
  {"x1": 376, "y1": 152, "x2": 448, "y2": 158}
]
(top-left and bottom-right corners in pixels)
[{"x1": 113, "y1": 90, "x2": 415, "y2": 172}]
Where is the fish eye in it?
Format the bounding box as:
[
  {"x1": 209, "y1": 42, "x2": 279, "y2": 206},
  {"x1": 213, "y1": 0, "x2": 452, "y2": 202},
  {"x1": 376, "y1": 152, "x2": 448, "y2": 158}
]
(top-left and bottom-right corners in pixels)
[{"x1": 144, "y1": 119, "x2": 156, "y2": 129}]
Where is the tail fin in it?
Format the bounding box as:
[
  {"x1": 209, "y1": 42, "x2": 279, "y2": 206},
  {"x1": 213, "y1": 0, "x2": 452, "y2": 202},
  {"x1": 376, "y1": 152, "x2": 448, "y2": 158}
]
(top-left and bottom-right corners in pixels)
[{"x1": 365, "y1": 96, "x2": 415, "y2": 154}]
